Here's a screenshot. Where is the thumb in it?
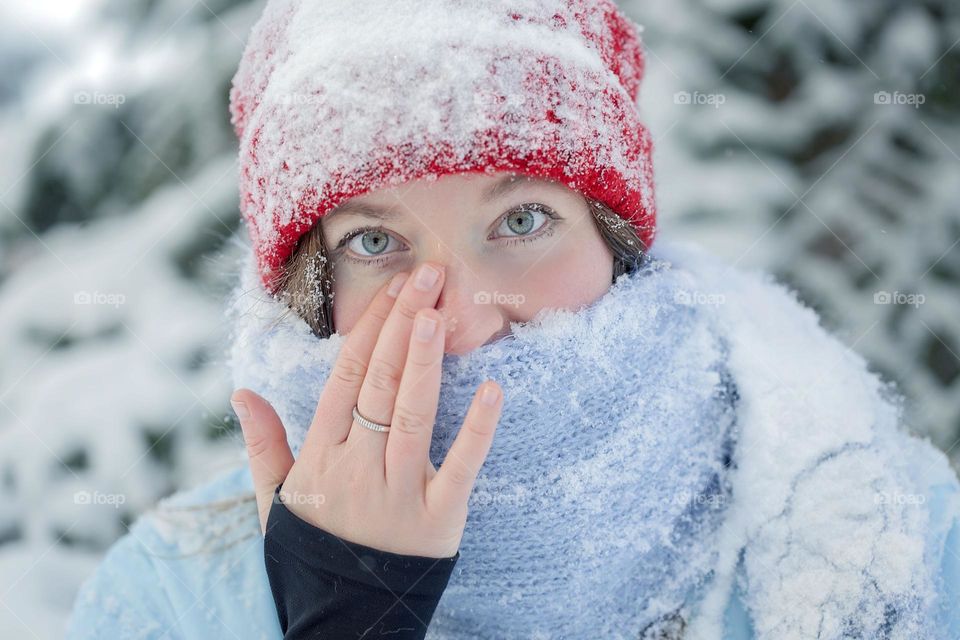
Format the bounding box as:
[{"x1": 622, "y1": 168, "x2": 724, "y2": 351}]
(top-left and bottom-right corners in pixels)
[{"x1": 231, "y1": 388, "x2": 294, "y2": 535}]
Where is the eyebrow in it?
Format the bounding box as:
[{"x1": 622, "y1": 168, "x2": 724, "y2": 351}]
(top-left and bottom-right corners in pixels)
[
  {"x1": 479, "y1": 173, "x2": 567, "y2": 204},
  {"x1": 325, "y1": 202, "x2": 400, "y2": 222},
  {"x1": 325, "y1": 174, "x2": 567, "y2": 222}
]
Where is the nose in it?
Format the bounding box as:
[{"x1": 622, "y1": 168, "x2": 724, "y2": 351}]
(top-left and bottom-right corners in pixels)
[{"x1": 430, "y1": 263, "x2": 511, "y2": 355}]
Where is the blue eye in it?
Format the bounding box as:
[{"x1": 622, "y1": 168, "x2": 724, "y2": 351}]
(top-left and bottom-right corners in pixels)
[
  {"x1": 348, "y1": 229, "x2": 395, "y2": 257},
  {"x1": 335, "y1": 226, "x2": 405, "y2": 266},
  {"x1": 334, "y1": 203, "x2": 561, "y2": 268},
  {"x1": 493, "y1": 203, "x2": 559, "y2": 242}
]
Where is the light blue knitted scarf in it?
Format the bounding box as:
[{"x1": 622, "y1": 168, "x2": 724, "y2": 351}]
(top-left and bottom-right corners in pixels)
[{"x1": 229, "y1": 250, "x2": 739, "y2": 638}]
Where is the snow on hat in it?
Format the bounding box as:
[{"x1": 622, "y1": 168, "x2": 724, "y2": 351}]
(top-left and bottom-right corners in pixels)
[{"x1": 229, "y1": 0, "x2": 657, "y2": 294}]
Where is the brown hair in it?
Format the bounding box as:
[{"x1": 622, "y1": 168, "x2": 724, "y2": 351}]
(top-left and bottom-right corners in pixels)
[{"x1": 271, "y1": 197, "x2": 650, "y2": 337}]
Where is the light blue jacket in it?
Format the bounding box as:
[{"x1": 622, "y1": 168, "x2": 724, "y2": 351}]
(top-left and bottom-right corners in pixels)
[{"x1": 65, "y1": 454, "x2": 960, "y2": 639}]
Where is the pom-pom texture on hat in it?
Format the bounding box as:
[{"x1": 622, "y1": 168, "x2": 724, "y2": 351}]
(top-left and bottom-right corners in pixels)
[{"x1": 230, "y1": 0, "x2": 657, "y2": 293}]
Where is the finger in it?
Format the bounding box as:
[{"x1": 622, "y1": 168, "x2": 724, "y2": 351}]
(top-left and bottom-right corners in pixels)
[
  {"x1": 426, "y1": 381, "x2": 502, "y2": 516},
  {"x1": 385, "y1": 308, "x2": 444, "y2": 493},
  {"x1": 231, "y1": 388, "x2": 294, "y2": 535},
  {"x1": 346, "y1": 262, "x2": 445, "y2": 457},
  {"x1": 304, "y1": 271, "x2": 408, "y2": 450}
]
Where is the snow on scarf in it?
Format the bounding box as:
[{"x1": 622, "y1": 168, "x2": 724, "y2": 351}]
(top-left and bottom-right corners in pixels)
[
  {"x1": 650, "y1": 241, "x2": 958, "y2": 640},
  {"x1": 226, "y1": 236, "x2": 957, "y2": 639},
  {"x1": 228, "y1": 241, "x2": 739, "y2": 638}
]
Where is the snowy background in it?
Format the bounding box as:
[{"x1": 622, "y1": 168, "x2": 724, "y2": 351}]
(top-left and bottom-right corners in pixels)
[{"x1": 1, "y1": 0, "x2": 958, "y2": 636}]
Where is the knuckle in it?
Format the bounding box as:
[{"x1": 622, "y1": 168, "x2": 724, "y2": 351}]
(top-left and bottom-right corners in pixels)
[
  {"x1": 391, "y1": 406, "x2": 431, "y2": 436},
  {"x1": 406, "y1": 345, "x2": 438, "y2": 368},
  {"x1": 466, "y1": 414, "x2": 495, "y2": 438},
  {"x1": 365, "y1": 359, "x2": 404, "y2": 394},
  {"x1": 445, "y1": 456, "x2": 476, "y2": 487},
  {"x1": 344, "y1": 467, "x2": 371, "y2": 493},
  {"x1": 243, "y1": 432, "x2": 275, "y2": 459},
  {"x1": 343, "y1": 458, "x2": 381, "y2": 494},
  {"x1": 367, "y1": 305, "x2": 391, "y2": 325},
  {"x1": 332, "y1": 352, "x2": 368, "y2": 387},
  {"x1": 393, "y1": 299, "x2": 420, "y2": 322}
]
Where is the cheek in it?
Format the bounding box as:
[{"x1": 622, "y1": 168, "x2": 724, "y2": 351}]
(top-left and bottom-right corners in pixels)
[
  {"x1": 329, "y1": 270, "x2": 389, "y2": 335},
  {"x1": 330, "y1": 294, "x2": 364, "y2": 336},
  {"x1": 509, "y1": 231, "x2": 613, "y2": 321}
]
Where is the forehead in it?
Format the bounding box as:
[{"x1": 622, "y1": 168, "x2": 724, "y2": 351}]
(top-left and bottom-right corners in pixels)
[{"x1": 325, "y1": 172, "x2": 572, "y2": 222}]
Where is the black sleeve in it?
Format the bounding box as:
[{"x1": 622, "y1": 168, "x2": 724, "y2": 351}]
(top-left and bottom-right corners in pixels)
[{"x1": 263, "y1": 484, "x2": 459, "y2": 639}]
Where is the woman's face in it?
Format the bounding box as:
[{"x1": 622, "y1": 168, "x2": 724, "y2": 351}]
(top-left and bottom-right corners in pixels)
[{"x1": 319, "y1": 171, "x2": 615, "y2": 355}]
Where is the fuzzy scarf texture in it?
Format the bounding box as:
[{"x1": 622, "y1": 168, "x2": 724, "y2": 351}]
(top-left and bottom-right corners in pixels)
[
  {"x1": 229, "y1": 243, "x2": 738, "y2": 638},
  {"x1": 227, "y1": 237, "x2": 958, "y2": 639}
]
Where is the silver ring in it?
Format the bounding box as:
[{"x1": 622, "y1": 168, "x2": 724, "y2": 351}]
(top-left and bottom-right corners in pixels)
[{"x1": 352, "y1": 405, "x2": 391, "y2": 433}]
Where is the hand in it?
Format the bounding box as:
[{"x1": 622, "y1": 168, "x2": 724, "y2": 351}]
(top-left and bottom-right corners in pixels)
[{"x1": 230, "y1": 262, "x2": 503, "y2": 558}]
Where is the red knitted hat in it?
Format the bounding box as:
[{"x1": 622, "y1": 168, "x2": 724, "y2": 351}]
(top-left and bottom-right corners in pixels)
[{"x1": 229, "y1": 0, "x2": 657, "y2": 294}]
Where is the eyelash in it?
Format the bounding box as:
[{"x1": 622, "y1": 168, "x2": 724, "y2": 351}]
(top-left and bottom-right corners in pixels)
[{"x1": 334, "y1": 204, "x2": 561, "y2": 267}]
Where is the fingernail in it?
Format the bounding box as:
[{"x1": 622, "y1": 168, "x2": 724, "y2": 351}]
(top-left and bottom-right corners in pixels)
[
  {"x1": 414, "y1": 314, "x2": 437, "y2": 341},
  {"x1": 387, "y1": 272, "x2": 409, "y2": 298},
  {"x1": 480, "y1": 384, "x2": 499, "y2": 407},
  {"x1": 231, "y1": 399, "x2": 250, "y2": 420},
  {"x1": 414, "y1": 264, "x2": 441, "y2": 291}
]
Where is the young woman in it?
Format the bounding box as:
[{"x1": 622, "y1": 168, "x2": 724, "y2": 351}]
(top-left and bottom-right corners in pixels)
[{"x1": 67, "y1": 1, "x2": 960, "y2": 638}]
